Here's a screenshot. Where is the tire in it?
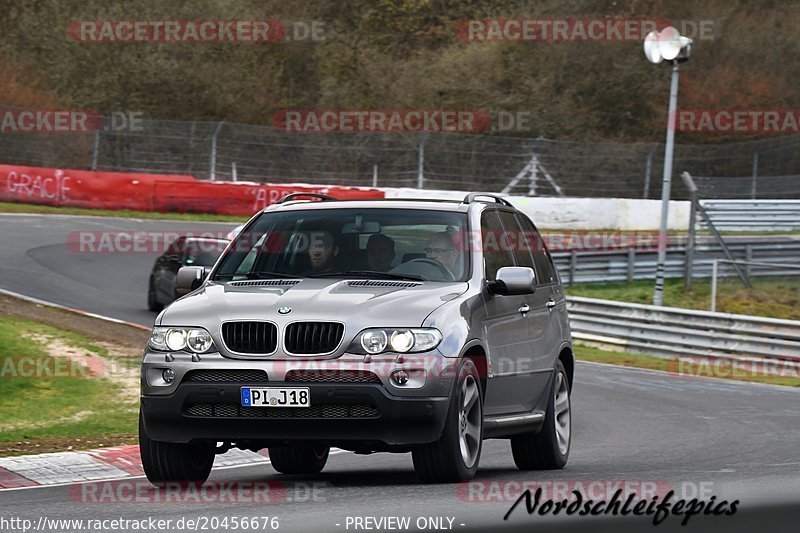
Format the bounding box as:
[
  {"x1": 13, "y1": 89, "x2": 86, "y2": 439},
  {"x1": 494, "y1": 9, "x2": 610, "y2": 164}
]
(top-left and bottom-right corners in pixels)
[
  {"x1": 147, "y1": 278, "x2": 163, "y2": 312},
  {"x1": 511, "y1": 359, "x2": 571, "y2": 470},
  {"x1": 139, "y1": 411, "x2": 214, "y2": 485},
  {"x1": 269, "y1": 445, "x2": 330, "y2": 474},
  {"x1": 412, "y1": 358, "x2": 482, "y2": 483}
]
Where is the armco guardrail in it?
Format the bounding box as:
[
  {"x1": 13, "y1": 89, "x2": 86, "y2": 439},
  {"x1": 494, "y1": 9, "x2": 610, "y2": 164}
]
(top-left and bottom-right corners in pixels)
[
  {"x1": 553, "y1": 240, "x2": 800, "y2": 285},
  {"x1": 698, "y1": 199, "x2": 800, "y2": 231},
  {"x1": 567, "y1": 296, "x2": 800, "y2": 362}
]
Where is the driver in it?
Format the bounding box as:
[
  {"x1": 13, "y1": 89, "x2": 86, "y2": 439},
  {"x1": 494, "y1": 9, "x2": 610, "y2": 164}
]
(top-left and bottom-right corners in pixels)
[
  {"x1": 306, "y1": 231, "x2": 340, "y2": 273},
  {"x1": 425, "y1": 232, "x2": 459, "y2": 276}
]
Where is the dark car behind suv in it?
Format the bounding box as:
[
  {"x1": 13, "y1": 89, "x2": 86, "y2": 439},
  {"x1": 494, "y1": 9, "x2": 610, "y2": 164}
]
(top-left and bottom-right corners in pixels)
[
  {"x1": 140, "y1": 193, "x2": 573, "y2": 483},
  {"x1": 147, "y1": 236, "x2": 229, "y2": 311}
]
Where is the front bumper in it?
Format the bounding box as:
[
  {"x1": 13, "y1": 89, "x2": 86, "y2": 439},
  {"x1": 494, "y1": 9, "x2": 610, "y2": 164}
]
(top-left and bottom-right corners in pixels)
[{"x1": 140, "y1": 350, "x2": 456, "y2": 446}]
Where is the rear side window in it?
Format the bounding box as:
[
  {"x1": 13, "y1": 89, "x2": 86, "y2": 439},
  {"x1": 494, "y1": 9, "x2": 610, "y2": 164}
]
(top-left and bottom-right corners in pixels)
[
  {"x1": 515, "y1": 213, "x2": 555, "y2": 285},
  {"x1": 497, "y1": 211, "x2": 535, "y2": 270},
  {"x1": 480, "y1": 210, "x2": 515, "y2": 280}
]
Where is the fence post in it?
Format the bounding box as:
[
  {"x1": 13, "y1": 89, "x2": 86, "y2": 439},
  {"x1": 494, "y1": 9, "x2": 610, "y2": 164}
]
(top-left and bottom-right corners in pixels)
[
  {"x1": 643, "y1": 143, "x2": 657, "y2": 198},
  {"x1": 528, "y1": 154, "x2": 539, "y2": 196},
  {"x1": 231, "y1": 161, "x2": 237, "y2": 182},
  {"x1": 373, "y1": 164, "x2": 378, "y2": 187},
  {"x1": 710, "y1": 260, "x2": 719, "y2": 312},
  {"x1": 209, "y1": 121, "x2": 224, "y2": 181},
  {"x1": 417, "y1": 133, "x2": 429, "y2": 189},
  {"x1": 627, "y1": 249, "x2": 635, "y2": 283},
  {"x1": 568, "y1": 252, "x2": 577, "y2": 287},
  {"x1": 90, "y1": 128, "x2": 102, "y2": 171},
  {"x1": 745, "y1": 245, "x2": 753, "y2": 278},
  {"x1": 681, "y1": 171, "x2": 698, "y2": 290},
  {"x1": 751, "y1": 152, "x2": 759, "y2": 199}
]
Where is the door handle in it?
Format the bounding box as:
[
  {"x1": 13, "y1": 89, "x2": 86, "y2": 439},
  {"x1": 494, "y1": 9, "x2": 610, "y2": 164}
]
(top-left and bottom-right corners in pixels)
[
  {"x1": 546, "y1": 299, "x2": 556, "y2": 310},
  {"x1": 518, "y1": 304, "x2": 530, "y2": 314}
]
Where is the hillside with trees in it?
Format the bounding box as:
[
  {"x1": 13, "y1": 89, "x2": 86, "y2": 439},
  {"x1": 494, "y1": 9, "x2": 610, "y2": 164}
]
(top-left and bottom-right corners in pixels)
[{"x1": 1, "y1": 0, "x2": 797, "y2": 142}]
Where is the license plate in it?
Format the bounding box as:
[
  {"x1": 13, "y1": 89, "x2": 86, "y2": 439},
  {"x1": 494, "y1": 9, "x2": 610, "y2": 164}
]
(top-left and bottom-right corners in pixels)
[{"x1": 241, "y1": 387, "x2": 310, "y2": 407}]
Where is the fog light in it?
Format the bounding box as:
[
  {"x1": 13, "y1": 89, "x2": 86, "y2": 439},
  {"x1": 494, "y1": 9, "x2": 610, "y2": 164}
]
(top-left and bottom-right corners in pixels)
[
  {"x1": 162, "y1": 368, "x2": 176, "y2": 383},
  {"x1": 391, "y1": 369, "x2": 409, "y2": 386}
]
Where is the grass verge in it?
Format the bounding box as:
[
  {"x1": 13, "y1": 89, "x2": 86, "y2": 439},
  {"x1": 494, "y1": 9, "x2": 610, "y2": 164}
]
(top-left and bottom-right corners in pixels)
[
  {"x1": 0, "y1": 316, "x2": 139, "y2": 455},
  {"x1": 567, "y1": 277, "x2": 800, "y2": 320}
]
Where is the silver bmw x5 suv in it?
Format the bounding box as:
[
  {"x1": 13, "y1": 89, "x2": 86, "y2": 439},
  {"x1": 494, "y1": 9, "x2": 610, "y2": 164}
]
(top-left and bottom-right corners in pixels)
[{"x1": 139, "y1": 193, "x2": 574, "y2": 484}]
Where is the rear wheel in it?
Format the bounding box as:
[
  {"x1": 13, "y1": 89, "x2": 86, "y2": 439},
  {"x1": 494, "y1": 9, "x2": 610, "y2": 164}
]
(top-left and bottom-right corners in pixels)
[
  {"x1": 268, "y1": 445, "x2": 330, "y2": 474},
  {"x1": 412, "y1": 358, "x2": 482, "y2": 483},
  {"x1": 511, "y1": 359, "x2": 571, "y2": 470},
  {"x1": 139, "y1": 411, "x2": 214, "y2": 485},
  {"x1": 147, "y1": 278, "x2": 163, "y2": 312}
]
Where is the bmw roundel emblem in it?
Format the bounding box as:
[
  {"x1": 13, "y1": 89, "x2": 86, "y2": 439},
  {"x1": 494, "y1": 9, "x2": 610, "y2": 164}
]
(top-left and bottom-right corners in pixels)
[{"x1": 278, "y1": 307, "x2": 292, "y2": 315}]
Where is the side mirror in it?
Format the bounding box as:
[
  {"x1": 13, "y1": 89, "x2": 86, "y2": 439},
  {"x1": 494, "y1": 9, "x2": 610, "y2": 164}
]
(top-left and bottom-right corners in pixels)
[
  {"x1": 176, "y1": 266, "x2": 207, "y2": 295},
  {"x1": 487, "y1": 266, "x2": 536, "y2": 295}
]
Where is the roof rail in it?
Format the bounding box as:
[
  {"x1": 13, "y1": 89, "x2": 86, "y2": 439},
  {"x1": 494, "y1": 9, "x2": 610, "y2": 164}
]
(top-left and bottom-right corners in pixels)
[
  {"x1": 462, "y1": 193, "x2": 514, "y2": 208},
  {"x1": 275, "y1": 193, "x2": 339, "y2": 204}
]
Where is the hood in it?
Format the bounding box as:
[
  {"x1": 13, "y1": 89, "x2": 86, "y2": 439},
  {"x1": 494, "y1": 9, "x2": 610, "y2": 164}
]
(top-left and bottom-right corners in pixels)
[{"x1": 159, "y1": 278, "x2": 469, "y2": 330}]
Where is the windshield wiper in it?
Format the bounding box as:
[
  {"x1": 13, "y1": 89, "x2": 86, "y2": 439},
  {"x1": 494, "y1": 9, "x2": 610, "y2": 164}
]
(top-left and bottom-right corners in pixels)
[
  {"x1": 245, "y1": 271, "x2": 302, "y2": 279},
  {"x1": 307, "y1": 270, "x2": 425, "y2": 281}
]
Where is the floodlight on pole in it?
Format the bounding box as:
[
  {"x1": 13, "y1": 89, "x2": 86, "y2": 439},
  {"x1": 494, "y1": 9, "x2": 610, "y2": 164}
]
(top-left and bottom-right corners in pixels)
[{"x1": 643, "y1": 26, "x2": 693, "y2": 306}]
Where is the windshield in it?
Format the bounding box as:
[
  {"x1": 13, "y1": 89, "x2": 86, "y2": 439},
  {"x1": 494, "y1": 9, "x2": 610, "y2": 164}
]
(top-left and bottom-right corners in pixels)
[
  {"x1": 213, "y1": 208, "x2": 469, "y2": 282},
  {"x1": 183, "y1": 239, "x2": 227, "y2": 267}
]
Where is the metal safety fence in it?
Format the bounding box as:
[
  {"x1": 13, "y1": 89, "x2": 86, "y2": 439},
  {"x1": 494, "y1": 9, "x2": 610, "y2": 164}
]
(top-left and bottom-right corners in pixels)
[
  {"x1": 554, "y1": 238, "x2": 800, "y2": 285},
  {"x1": 697, "y1": 199, "x2": 800, "y2": 232},
  {"x1": 567, "y1": 296, "x2": 800, "y2": 362}
]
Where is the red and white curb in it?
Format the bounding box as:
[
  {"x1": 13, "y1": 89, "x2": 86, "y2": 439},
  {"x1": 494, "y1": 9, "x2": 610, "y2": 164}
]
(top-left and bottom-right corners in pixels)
[{"x1": 0, "y1": 445, "x2": 268, "y2": 490}]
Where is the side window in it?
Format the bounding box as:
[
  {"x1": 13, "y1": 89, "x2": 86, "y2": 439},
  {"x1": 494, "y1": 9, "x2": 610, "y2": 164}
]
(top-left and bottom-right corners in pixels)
[
  {"x1": 498, "y1": 211, "x2": 534, "y2": 270},
  {"x1": 515, "y1": 214, "x2": 555, "y2": 284},
  {"x1": 481, "y1": 210, "x2": 515, "y2": 280}
]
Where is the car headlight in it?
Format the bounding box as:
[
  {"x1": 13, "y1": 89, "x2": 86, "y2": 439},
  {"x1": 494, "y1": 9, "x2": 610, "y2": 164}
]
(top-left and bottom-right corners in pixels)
[
  {"x1": 361, "y1": 330, "x2": 388, "y2": 354},
  {"x1": 149, "y1": 327, "x2": 216, "y2": 353},
  {"x1": 349, "y1": 328, "x2": 442, "y2": 354}
]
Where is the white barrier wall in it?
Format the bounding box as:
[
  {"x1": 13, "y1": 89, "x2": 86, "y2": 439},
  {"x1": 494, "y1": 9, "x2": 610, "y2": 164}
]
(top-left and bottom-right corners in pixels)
[{"x1": 382, "y1": 188, "x2": 691, "y2": 231}]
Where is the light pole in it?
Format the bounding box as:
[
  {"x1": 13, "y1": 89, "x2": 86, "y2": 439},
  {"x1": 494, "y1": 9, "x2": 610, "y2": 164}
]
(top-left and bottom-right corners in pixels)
[{"x1": 644, "y1": 27, "x2": 693, "y2": 306}]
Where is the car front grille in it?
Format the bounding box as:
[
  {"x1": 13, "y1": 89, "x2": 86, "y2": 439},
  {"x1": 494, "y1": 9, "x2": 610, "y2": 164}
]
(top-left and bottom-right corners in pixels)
[
  {"x1": 284, "y1": 322, "x2": 344, "y2": 355},
  {"x1": 285, "y1": 369, "x2": 380, "y2": 383},
  {"x1": 184, "y1": 403, "x2": 380, "y2": 419},
  {"x1": 183, "y1": 369, "x2": 269, "y2": 383},
  {"x1": 222, "y1": 321, "x2": 278, "y2": 354}
]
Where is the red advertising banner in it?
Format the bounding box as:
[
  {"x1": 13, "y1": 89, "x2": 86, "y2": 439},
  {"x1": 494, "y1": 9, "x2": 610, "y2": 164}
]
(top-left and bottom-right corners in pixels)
[{"x1": 0, "y1": 164, "x2": 384, "y2": 216}]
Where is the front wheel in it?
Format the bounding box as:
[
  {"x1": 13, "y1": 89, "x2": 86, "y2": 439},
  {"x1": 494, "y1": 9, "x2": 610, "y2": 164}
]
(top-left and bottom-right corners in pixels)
[
  {"x1": 268, "y1": 445, "x2": 330, "y2": 474},
  {"x1": 511, "y1": 359, "x2": 571, "y2": 470},
  {"x1": 139, "y1": 411, "x2": 215, "y2": 485},
  {"x1": 412, "y1": 358, "x2": 482, "y2": 483},
  {"x1": 147, "y1": 278, "x2": 163, "y2": 312}
]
